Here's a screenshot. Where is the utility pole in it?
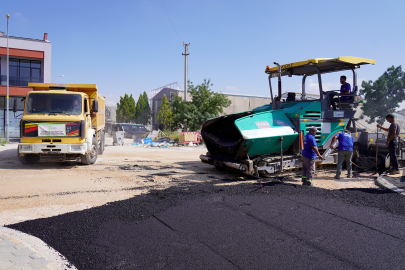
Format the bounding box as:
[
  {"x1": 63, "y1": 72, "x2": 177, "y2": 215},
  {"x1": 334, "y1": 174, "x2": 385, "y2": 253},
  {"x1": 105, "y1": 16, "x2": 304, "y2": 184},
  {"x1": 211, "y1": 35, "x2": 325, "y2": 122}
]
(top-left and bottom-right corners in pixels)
[
  {"x1": 182, "y1": 43, "x2": 190, "y2": 101},
  {"x1": 6, "y1": 14, "x2": 10, "y2": 142},
  {"x1": 182, "y1": 42, "x2": 190, "y2": 132}
]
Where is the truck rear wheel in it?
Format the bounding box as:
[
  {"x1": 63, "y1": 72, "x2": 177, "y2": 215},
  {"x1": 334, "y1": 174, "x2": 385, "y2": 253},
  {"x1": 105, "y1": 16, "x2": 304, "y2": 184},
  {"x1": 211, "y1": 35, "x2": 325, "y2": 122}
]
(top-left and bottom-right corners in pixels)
[
  {"x1": 81, "y1": 137, "x2": 98, "y2": 165},
  {"x1": 17, "y1": 149, "x2": 39, "y2": 165}
]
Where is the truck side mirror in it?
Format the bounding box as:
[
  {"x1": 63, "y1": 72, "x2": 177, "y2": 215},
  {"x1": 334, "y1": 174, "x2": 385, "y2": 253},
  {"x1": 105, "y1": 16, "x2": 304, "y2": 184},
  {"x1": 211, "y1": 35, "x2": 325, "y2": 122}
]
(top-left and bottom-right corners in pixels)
[
  {"x1": 92, "y1": 100, "x2": 98, "y2": 113},
  {"x1": 12, "y1": 99, "x2": 17, "y2": 113}
]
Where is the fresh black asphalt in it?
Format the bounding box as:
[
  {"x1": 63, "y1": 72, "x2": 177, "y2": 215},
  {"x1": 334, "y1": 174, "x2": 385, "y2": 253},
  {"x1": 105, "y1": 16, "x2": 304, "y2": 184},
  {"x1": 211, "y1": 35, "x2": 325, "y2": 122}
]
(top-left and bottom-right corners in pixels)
[{"x1": 8, "y1": 180, "x2": 405, "y2": 270}]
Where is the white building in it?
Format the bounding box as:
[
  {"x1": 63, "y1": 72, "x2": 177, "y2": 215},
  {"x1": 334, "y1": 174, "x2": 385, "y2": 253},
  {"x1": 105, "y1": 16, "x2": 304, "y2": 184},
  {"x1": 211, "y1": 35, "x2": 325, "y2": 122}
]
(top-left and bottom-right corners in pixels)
[{"x1": 0, "y1": 32, "x2": 52, "y2": 137}]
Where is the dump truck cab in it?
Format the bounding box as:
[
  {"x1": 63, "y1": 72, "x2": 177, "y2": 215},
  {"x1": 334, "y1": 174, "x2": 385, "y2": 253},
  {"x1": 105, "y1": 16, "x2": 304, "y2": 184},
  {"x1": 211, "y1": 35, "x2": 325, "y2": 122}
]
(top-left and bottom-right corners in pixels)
[
  {"x1": 200, "y1": 56, "x2": 379, "y2": 176},
  {"x1": 18, "y1": 83, "x2": 105, "y2": 165}
]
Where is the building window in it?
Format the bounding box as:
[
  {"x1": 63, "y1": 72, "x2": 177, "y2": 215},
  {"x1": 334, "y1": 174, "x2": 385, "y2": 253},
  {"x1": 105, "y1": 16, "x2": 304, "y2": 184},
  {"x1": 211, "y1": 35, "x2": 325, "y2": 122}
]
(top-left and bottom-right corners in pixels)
[
  {"x1": 0, "y1": 96, "x2": 25, "y2": 138},
  {"x1": 8, "y1": 58, "x2": 42, "y2": 86}
]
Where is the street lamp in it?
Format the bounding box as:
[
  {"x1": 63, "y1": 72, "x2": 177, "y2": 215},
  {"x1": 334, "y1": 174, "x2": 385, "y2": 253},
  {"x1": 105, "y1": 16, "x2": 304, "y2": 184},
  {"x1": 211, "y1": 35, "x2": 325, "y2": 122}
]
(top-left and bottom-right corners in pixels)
[
  {"x1": 52, "y1": 75, "x2": 64, "y2": 83},
  {"x1": 6, "y1": 14, "x2": 10, "y2": 142}
]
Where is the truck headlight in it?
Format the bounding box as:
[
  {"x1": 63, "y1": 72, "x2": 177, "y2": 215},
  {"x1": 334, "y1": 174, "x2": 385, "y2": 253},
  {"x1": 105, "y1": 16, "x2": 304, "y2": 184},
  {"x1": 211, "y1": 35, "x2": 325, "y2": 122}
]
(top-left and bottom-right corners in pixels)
[
  {"x1": 71, "y1": 145, "x2": 83, "y2": 151},
  {"x1": 20, "y1": 145, "x2": 32, "y2": 151}
]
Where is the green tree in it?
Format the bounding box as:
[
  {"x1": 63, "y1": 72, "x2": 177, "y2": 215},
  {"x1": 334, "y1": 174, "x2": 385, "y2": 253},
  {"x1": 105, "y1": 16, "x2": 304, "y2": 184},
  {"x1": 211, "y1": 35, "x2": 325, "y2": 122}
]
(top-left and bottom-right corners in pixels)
[
  {"x1": 135, "y1": 91, "x2": 151, "y2": 125},
  {"x1": 360, "y1": 65, "x2": 405, "y2": 124},
  {"x1": 141, "y1": 91, "x2": 151, "y2": 125},
  {"x1": 116, "y1": 94, "x2": 136, "y2": 123},
  {"x1": 135, "y1": 93, "x2": 145, "y2": 120},
  {"x1": 171, "y1": 79, "x2": 231, "y2": 131},
  {"x1": 156, "y1": 95, "x2": 173, "y2": 130},
  {"x1": 170, "y1": 94, "x2": 188, "y2": 130}
]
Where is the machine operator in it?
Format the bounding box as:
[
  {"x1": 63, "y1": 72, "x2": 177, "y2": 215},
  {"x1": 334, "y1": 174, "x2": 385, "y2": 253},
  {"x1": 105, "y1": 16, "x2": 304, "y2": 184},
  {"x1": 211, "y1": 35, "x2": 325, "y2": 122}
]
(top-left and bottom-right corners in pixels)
[{"x1": 329, "y1": 76, "x2": 351, "y2": 110}]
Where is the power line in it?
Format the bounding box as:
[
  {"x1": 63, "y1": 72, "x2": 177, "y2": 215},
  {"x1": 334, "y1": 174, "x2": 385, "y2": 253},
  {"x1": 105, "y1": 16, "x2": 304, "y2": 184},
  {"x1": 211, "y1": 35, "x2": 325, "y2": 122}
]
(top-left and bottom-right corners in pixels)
[{"x1": 157, "y1": 0, "x2": 183, "y2": 43}]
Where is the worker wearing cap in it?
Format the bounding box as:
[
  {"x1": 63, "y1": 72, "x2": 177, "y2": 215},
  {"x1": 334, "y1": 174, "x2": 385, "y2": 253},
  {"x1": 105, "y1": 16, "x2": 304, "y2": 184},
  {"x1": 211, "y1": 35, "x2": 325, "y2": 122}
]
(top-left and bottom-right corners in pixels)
[
  {"x1": 302, "y1": 126, "x2": 325, "y2": 186},
  {"x1": 330, "y1": 130, "x2": 354, "y2": 179}
]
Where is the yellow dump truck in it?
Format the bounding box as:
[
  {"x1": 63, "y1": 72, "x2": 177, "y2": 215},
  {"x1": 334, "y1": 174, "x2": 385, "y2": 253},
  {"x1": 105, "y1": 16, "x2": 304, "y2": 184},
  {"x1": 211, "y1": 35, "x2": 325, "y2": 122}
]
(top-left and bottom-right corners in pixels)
[{"x1": 16, "y1": 83, "x2": 105, "y2": 165}]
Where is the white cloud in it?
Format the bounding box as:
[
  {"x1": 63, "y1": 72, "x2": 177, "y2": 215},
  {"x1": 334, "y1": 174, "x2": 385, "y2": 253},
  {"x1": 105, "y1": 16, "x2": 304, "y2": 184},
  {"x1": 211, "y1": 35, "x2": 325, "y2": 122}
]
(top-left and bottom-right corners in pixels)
[
  {"x1": 225, "y1": 85, "x2": 240, "y2": 92},
  {"x1": 398, "y1": 100, "x2": 405, "y2": 110},
  {"x1": 100, "y1": 93, "x2": 121, "y2": 108},
  {"x1": 13, "y1": 12, "x2": 30, "y2": 23}
]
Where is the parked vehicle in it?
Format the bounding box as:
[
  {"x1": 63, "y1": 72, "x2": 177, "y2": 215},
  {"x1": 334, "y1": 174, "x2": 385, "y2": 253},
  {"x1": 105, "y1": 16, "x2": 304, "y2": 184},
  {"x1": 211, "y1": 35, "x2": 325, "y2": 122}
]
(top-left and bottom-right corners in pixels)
[
  {"x1": 120, "y1": 124, "x2": 149, "y2": 139},
  {"x1": 17, "y1": 83, "x2": 105, "y2": 165}
]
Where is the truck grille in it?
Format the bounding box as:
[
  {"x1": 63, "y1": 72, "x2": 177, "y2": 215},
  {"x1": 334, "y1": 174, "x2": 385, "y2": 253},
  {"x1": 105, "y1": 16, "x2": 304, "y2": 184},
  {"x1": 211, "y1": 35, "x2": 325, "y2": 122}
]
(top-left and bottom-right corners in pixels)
[
  {"x1": 42, "y1": 139, "x2": 62, "y2": 143},
  {"x1": 41, "y1": 149, "x2": 62, "y2": 152}
]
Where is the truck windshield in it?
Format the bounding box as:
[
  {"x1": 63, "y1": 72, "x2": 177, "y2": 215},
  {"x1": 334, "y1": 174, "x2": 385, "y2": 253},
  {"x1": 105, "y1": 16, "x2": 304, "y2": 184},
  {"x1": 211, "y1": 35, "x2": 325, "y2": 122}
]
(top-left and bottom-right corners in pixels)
[{"x1": 26, "y1": 93, "x2": 82, "y2": 115}]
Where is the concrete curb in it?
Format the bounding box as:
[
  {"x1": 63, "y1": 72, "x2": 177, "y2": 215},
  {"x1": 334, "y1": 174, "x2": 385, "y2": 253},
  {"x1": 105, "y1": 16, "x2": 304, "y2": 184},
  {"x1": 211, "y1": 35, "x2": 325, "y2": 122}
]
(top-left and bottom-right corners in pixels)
[
  {"x1": 0, "y1": 226, "x2": 77, "y2": 270},
  {"x1": 375, "y1": 172, "x2": 405, "y2": 195}
]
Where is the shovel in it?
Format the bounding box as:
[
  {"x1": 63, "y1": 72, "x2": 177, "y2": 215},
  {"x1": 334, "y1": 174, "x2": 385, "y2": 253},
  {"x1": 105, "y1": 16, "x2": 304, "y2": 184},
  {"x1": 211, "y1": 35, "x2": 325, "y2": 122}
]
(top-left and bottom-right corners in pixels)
[{"x1": 376, "y1": 128, "x2": 379, "y2": 172}]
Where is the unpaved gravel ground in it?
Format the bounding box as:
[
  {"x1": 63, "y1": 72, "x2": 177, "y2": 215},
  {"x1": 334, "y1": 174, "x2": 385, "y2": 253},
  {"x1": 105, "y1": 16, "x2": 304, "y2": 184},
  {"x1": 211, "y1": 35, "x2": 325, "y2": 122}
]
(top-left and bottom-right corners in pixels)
[{"x1": 0, "y1": 137, "x2": 379, "y2": 226}]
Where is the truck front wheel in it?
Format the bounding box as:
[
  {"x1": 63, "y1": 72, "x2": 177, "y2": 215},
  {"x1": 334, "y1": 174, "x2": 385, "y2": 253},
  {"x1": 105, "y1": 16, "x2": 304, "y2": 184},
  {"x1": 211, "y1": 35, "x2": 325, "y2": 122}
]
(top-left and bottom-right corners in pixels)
[
  {"x1": 81, "y1": 137, "x2": 98, "y2": 165},
  {"x1": 17, "y1": 149, "x2": 39, "y2": 165}
]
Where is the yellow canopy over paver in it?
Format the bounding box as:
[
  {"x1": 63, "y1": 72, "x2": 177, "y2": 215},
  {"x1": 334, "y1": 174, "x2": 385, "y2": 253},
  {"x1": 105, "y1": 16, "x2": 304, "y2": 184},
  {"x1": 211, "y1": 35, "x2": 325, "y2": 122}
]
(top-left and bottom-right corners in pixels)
[{"x1": 265, "y1": 56, "x2": 376, "y2": 77}]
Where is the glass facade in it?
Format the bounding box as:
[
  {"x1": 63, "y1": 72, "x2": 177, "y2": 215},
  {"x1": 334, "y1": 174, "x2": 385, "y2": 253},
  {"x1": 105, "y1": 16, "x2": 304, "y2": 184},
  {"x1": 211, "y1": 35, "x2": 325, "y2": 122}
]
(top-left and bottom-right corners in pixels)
[
  {"x1": 0, "y1": 97, "x2": 25, "y2": 138},
  {"x1": 0, "y1": 58, "x2": 43, "y2": 86}
]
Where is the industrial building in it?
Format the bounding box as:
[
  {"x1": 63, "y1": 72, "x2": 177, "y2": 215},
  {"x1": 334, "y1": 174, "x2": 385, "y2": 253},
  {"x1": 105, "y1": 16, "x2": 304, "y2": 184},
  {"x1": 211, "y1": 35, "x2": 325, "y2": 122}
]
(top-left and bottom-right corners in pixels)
[
  {"x1": 149, "y1": 83, "x2": 182, "y2": 130},
  {"x1": 149, "y1": 83, "x2": 273, "y2": 130},
  {"x1": 0, "y1": 32, "x2": 51, "y2": 138}
]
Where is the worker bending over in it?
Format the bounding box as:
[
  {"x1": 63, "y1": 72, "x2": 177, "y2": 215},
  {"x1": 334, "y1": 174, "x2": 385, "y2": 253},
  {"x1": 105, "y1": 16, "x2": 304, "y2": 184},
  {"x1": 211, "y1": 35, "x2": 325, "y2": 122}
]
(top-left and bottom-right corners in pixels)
[
  {"x1": 377, "y1": 114, "x2": 401, "y2": 175},
  {"x1": 330, "y1": 130, "x2": 354, "y2": 179},
  {"x1": 302, "y1": 126, "x2": 325, "y2": 186}
]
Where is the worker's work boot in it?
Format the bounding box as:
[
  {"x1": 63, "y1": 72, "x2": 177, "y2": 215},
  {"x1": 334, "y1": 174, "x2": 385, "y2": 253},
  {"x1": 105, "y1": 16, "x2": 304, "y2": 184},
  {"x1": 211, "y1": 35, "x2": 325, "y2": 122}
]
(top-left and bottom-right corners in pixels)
[
  {"x1": 304, "y1": 179, "x2": 312, "y2": 186},
  {"x1": 388, "y1": 170, "x2": 400, "y2": 175},
  {"x1": 386, "y1": 168, "x2": 394, "y2": 173},
  {"x1": 347, "y1": 174, "x2": 353, "y2": 178},
  {"x1": 334, "y1": 175, "x2": 340, "y2": 179}
]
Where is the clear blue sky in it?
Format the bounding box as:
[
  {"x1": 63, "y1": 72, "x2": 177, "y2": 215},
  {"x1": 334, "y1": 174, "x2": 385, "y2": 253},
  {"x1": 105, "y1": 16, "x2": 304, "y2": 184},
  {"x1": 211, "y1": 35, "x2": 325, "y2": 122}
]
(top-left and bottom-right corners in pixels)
[{"x1": 2, "y1": 0, "x2": 404, "y2": 108}]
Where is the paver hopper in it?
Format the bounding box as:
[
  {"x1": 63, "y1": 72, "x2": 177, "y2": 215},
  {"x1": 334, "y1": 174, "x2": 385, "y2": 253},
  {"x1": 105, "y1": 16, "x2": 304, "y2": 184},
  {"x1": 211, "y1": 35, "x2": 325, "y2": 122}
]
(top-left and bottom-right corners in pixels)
[{"x1": 202, "y1": 109, "x2": 298, "y2": 160}]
